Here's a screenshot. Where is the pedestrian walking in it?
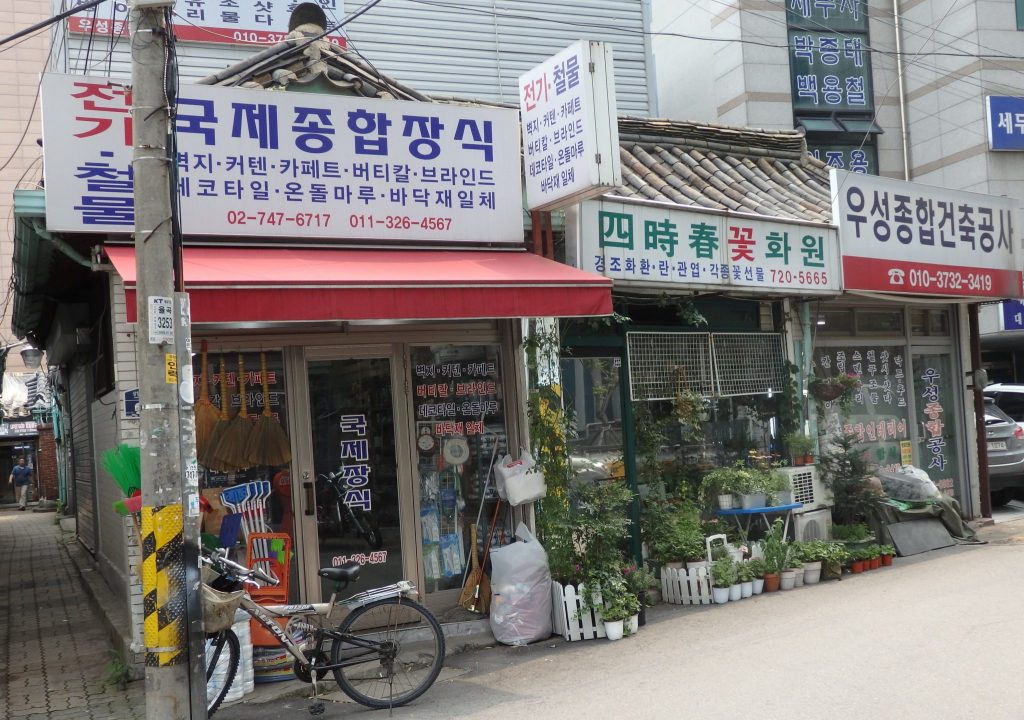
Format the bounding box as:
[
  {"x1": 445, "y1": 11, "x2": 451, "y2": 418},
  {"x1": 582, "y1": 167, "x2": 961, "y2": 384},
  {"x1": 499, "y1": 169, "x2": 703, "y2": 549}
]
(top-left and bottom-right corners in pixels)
[{"x1": 10, "y1": 456, "x2": 32, "y2": 510}]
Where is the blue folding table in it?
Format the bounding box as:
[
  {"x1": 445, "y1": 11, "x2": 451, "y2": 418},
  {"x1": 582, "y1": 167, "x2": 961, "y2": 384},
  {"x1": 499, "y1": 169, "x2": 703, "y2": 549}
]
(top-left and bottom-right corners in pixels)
[{"x1": 716, "y1": 502, "x2": 804, "y2": 544}]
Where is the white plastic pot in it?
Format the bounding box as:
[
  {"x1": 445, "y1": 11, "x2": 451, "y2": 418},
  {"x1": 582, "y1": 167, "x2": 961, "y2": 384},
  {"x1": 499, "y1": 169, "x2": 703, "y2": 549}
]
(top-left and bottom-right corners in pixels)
[
  {"x1": 740, "y1": 581, "x2": 753, "y2": 598},
  {"x1": 604, "y1": 620, "x2": 625, "y2": 641},
  {"x1": 803, "y1": 561, "x2": 822, "y2": 584},
  {"x1": 752, "y1": 578, "x2": 765, "y2": 595},
  {"x1": 728, "y1": 583, "x2": 741, "y2": 601},
  {"x1": 780, "y1": 570, "x2": 797, "y2": 591},
  {"x1": 712, "y1": 586, "x2": 731, "y2": 604}
]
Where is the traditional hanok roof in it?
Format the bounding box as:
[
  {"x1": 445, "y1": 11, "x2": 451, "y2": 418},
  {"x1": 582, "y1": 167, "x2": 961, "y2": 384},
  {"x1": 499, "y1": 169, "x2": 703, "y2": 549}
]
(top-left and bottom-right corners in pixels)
[{"x1": 611, "y1": 118, "x2": 833, "y2": 225}]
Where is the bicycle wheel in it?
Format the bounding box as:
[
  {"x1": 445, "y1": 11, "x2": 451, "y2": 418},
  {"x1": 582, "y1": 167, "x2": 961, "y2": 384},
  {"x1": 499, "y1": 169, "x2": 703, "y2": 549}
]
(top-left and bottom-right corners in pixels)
[
  {"x1": 206, "y1": 629, "x2": 240, "y2": 717},
  {"x1": 330, "y1": 597, "x2": 445, "y2": 709}
]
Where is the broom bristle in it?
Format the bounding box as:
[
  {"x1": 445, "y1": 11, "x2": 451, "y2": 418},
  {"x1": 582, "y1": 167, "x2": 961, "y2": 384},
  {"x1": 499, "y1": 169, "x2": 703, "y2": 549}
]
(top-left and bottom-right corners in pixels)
[
  {"x1": 195, "y1": 403, "x2": 220, "y2": 458},
  {"x1": 101, "y1": 444, "x2": 141, "y2": 497},
  {"x1": 245, "y1": 417, "x2": 292, "y2": 467},
  {"x1": 214, "y1": 417, "x2": 253, "y2": 470}
]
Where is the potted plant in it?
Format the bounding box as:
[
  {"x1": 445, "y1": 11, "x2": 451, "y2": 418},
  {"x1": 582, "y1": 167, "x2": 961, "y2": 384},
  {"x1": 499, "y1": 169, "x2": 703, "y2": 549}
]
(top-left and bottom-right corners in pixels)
[
  {"x1": 799, "y1": 540, "x2": 827, "y2": 584},
  {"x1": 867, "y1": 544, "x2": 882, "y2": 570},
  {"x1": 623, "y1": 563, "x2": 657, "y2": 627},
  {"x1": 784, "y1": 432, "x2": 816, "y2": 466},
  {"x1": 748, "y1": 557, "x2": 766, "y2": 594},
  {"x1": 597, "y1": 573, "x2": 641, "y2": 641},
  {"x1": 642, "y1": 496, "x2": 705, "y2": 570},
  {"x1": 736, "y1": 560, "x2": 754, "y2": 598},
  {"x1": 710, "y1": 556, "x2": 735, "y2": 604},
  {"x1": 821, "y1": 542, "x2": 848, "y2": 581},
  {"x1": 808, "y1": 373, "x2": 861, "y2": 403},
  {"x1": 880, "y1": 544, "x2": 895, "y2": 566},
  {"x1": 788, "y1": 551, "x2": 805, "y2": 588},
  {"x1": 762, "y1": 467, "x2": 793, "y2": 506},
  {"x1": 761, "y1": 518, "x2": 788, "y2": 592},
  {"x1": 700, "y1": 464, "x2": 757, "y2": 511},
  {"x1": 849, "y1": 547, "x2": 866, "y2": 574}
]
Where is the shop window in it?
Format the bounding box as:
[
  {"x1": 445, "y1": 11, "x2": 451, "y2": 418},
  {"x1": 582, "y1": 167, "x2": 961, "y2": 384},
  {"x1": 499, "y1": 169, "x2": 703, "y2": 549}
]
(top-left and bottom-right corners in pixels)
[
  {"x1": 410, "y1": 345, "x2": 507, "y2": 594},
  {"x1": 816, "y1": 309, "x2": 854, "y2": 334},
  {"x1": 855, "y1": 309, "x2": 904, "y2": 335},
  {"x1": 561, "y1": 357, "x2": 625, "y2": 483},
  {"x1": 911, "y1": 309, "x2": 950, "y2": 337}
]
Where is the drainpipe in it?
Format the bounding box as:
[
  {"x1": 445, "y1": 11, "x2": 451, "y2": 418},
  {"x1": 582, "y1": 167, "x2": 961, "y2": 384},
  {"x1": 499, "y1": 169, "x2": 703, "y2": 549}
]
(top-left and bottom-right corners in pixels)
[
  {"x1": 800, "y1": 302, "x2": 818, "y2": 442},
  {"x1": 893, "y1": 0, "x2": 911, "y2": 180},
  {"x1": 30, "y1": 219, "x2": 94, "y2": 269}
]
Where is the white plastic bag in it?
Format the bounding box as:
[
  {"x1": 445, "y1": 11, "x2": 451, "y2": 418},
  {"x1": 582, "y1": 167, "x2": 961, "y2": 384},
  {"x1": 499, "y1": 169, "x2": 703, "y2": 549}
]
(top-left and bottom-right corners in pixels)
[
  {"x1": 494, "y1": 451, "x2": 536, "y2": 500},
  {"x1": 504, "y1": 467, "x2": 547, "y2": 506},
  {"x1": 489, "y1": 522, "x2": 552, "y2": 646}
]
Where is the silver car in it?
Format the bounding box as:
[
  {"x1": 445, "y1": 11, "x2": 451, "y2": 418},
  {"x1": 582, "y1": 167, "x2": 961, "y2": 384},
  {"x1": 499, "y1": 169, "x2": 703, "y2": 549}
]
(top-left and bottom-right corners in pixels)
[{"x1": 984, "y1": 398, "x2": 1024, "y2": 506}]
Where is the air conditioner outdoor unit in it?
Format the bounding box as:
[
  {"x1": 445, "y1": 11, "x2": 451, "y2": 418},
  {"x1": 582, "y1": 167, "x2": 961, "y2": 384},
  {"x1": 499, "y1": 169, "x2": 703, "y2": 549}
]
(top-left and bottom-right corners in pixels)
[
  {"x1": 794, "y1": 508, "x2": 833, "y2": 542},
  {"x1": 778, "y1": 465, "x2": 833, "y2": 514}
]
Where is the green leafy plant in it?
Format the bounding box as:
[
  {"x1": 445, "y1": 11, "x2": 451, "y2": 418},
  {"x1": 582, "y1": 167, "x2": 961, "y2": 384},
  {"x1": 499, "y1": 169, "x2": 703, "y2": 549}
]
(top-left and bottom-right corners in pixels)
[
  {"x1": 736, "y1": 560, "x2": 754, "y2": 583},
  {"x1": 641, "y1": 495, "x2": 706, "y2": 566},
  {"x1": 761, "y1": 518, "x2": 790, "y2": 575},
  {"x1": 699, "y1": 464, "x2": 756, "y2": 508},
  {"x1": 784, "y1": 431, "x2": 815, "y2": 462},
  {"x1": 710, "y1": 556, "x2": 737, "y2": 588},
  {"x1": 747, "y1": 557, "x2": 766, "y2": 579},
  {"x1": 818, "y1": 432, "x2": 872, "y2": 525},
  {"x1": 623, "y1": 563, "x2": 657, "y2": 605},
  {"x1": 831, "y1": 522, "x2": 873, "y2": 542},
  {"x1": 594, "y1": 570, "x2": 641, "y2": 622},
  {"x1": 879, "y1": 544, "x2": 895, "y2": 557},
  {"x1": 103, "y1": 649, "x2": 133, "y2": 691}
]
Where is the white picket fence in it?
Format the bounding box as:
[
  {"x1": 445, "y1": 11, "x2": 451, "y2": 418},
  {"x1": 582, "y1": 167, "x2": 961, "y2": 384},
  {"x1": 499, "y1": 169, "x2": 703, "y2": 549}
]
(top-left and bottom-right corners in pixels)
[
  {"x1": 551, "y1": 581, "x2": 606, "y2": 642},
  {"x1": 661, "y1": 565, "x2": 713, "y2": 606}
]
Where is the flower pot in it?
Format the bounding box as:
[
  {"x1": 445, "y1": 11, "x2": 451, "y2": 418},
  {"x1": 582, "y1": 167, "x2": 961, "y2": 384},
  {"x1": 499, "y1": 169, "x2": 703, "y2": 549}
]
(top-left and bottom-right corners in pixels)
[
  {"x1": 664, "y1": 561, "x2": 684, "y2": 570},
  {"x1": 740, "y1": 492, "x2": 766, "y2": 510},
  {"x1": 752, "y1": 578, "x2": 765, "y2": 594},
  {"x1": 851, "y1": 560, "x2": 864, "y2": 574},
  {"x1": 793, "y1": 455, "x2": 806, "y2": 466},
  {"x1": 712, "y1": 586, "x2": 731, "y2": 604},
  {"x1": 686, "y1": 560, "x2": 708, "y2": 572},
  {"x1": 740, "y1": 581, "x2": 753, "y2": 598},
  {"x1": 775, "y1": 490, "x2": 793, "y2": 506},
  {"x1": 627, "y1": 614, "x2": 639, "y2": 636},
  {"x1": 803, "y1": 561, "x2": 822, "y2": 584},
  {"x1": 763, "y1": 573, "x2": 780, "y2": 592},
  {"x1": 637, "y1": 596, "x2": 647, "y2": 627},
  {"x1": 810, "y1": 382, "x2": 847, "y2": 401},
  {"x1": 870, "y1": 557, "x2": 881, "y2": 570},
  {"x1": 604, "y1": 620, "x2": 624, "y2": 641},
  {"x1": 780, "y1": 570, "x2": 797, "y2": 590},
  {"x1": 802, "y1": 453, "x2": 815, "y2": 465},
  {"x1": 881, "y1": 554, "x2": 893, "y2": 567},
  {"x1": 728, "y1": 583, "x2": 741, "y2": 601},
  {"x1": 717, "y1": 494, "x2": 735, "y2": 510},
  {"x1": 792, "y1": 569, "x2": 805, "y2": 587}
]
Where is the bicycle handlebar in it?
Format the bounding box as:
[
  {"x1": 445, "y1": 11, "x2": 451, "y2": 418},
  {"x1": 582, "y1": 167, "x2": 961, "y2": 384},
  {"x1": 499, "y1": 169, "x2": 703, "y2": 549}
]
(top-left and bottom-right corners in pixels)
[{"x1": 202, "y1": 549, "x2": 280, "y2": 586}]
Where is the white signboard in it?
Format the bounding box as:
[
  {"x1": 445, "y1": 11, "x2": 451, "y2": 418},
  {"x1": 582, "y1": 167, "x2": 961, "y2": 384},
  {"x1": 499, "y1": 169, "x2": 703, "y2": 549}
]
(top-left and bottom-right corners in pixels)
[
  {"x1": 41, "y1": 73, "x2": 523, "y2": 243},
  {"x1": 519, "y1": 41, "x2": 621, "y2": 211},
  {"x1": 577, "y1": 199, "x2": 840, "y2": 294},
  {"x1": 831, "y1": 169, "x2": 1022, "y2": 298},
  {"x1": 67, "y1": 0, "x2": 347, "y2": 47}
]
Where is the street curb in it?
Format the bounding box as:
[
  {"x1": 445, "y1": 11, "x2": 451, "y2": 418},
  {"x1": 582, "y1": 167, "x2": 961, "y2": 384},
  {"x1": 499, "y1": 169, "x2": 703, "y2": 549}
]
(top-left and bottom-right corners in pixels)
[{"x1": 58, "y1": 524, "x2": 144, "y2": 679}]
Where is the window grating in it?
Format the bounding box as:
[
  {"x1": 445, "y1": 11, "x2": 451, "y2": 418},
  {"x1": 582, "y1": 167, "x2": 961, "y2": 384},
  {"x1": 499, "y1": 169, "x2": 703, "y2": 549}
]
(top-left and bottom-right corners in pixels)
[
  {"x1": 626, "y1": 332, "x2": 714, "y2": 401},
  {"x1": 712, "y1": 333, "x2": 788, "y2": 397}
]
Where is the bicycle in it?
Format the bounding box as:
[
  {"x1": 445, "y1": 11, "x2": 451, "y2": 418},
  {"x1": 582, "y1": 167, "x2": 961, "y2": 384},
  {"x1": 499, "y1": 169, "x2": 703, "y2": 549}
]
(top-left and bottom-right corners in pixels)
[{"x1": 201, "y1": 548, "x2": 445, "y2": 717}]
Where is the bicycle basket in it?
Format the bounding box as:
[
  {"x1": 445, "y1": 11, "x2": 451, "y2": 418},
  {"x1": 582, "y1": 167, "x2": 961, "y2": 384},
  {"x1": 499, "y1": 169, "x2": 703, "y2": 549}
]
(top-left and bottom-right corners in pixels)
[{"x1": 202, "y1": 584, "x2": 246, "y2": 633}]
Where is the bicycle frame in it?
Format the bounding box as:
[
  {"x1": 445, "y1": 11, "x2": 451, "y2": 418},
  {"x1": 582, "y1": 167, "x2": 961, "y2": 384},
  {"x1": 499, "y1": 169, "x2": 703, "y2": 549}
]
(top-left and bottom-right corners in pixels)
[{"x1": 237, "y1": 580, "x2": 419, "y2": 673}]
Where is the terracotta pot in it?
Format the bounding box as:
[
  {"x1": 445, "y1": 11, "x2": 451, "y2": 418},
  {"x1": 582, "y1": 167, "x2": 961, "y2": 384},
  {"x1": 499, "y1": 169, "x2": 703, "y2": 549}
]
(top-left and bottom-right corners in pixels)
[
  {"x1": 881, "y1": 554, "x2": 893, "y2": 566},
  {"x1": 793, "y1": 456, "x2": 806, "y2": 467},
  {"x1": 803, "y1": 453, "x2": 815, "y2": 465},
  {"x1": 851, "y1": 560, "x2": 864, "y2": 574},
  {"x1": 870, "y1": 557, "x2": 881, "y2": 570},
  {"x1": 763, "y1": 573, "x2": 780, "y2": 592}
]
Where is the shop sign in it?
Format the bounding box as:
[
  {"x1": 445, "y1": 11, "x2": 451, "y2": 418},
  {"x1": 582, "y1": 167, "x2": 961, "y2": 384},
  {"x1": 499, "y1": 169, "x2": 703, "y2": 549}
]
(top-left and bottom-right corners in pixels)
[
  {"x1": 519, "y1": 40, "x2": 621, "y2": 211},
  {"x1": 338, "y1": 414, "x2": 372, "y2": 512},
  {"x1": 41, "y1": 73, "x2": 523, "y2": 243},
  {"x1": 832, "y1": 168, "x2": 1023, "y2": 298},
  {"x1": 1001, "y1": 300, "x2": 1024, "y2": 331},
  {"x1": 786, "y1": 0, "x2": 868, "y2": 33},
  {"x1": 808, "y1": 143, "x2": 875, "y2": 175},
  {"x1": 577, "y1": 199, "x2": 841, "y2": 295},
  {"x1": 0, "y1": 421, "x2": 39, "y2": 437},
  {"x1": 66, "y1": 0, "x2": 347, "y2": 48},
  {"x1": 788, "y1": 29, "x2": 872, "y2": 114},
  {"x1": 986, "y1": 96, "x2": 1024, "y2": 151},
  {"x1": 123, "y1": 388, "x2": 140, "y2": 419}
]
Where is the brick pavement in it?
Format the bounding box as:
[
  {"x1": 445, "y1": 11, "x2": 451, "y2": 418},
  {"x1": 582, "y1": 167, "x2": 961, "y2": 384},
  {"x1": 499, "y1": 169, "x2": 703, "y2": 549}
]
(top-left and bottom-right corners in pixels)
[{"x1": 0, "y1": 508, "x2": 145, "y2": 720}]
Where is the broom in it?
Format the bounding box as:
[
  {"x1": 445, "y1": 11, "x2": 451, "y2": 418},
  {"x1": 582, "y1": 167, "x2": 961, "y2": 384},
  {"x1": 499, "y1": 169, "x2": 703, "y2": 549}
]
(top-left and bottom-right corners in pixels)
[
  {"x1": 101, "y1": 444, "x2": 141, "y2": 498},
  {"x1": 245, "y1": 352, "x2": 292, "y2": 467},
  {"x1": 463, "y1": 499, "x2": 501, "y2": 614},
  {"x1": 213, "y1": 354, "x2": 254, "y2": 471},
  {"x1": 199, "y1": 355, "x2": 236, "y2": 473},
  {"x1": 194, "y1": 340, "x2": 219, "y2": 459}
]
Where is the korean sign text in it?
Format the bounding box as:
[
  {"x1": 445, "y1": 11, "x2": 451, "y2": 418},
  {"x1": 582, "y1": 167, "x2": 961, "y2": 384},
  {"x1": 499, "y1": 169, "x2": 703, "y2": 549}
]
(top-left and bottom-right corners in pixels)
[
  {"x1": 986, "y1": 96, "x2": 1024, "y2": 151},
  {"x1": 42, "y1": 73, "x2": 522, "y2": 242}
]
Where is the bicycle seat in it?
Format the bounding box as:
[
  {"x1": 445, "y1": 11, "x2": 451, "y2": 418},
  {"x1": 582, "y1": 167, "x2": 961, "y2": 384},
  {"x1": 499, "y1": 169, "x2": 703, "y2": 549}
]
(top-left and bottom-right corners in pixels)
[{"x1": 318, "y1": 563, "x2": 361, "y2": 583}]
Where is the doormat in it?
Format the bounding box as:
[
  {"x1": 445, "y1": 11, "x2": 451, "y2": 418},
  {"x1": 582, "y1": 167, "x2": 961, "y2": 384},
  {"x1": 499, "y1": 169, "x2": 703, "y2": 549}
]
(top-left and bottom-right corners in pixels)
[{"x1": 886, "y1": 519, "x2": 955, "y2": 556}]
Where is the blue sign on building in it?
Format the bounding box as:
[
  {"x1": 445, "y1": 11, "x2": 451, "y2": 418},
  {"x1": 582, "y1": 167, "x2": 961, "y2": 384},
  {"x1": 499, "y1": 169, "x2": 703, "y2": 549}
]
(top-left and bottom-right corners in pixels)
[
  {"x1": 1002, "y1": 300, "x2": 1024, "y2": 331},
  {"x1": 987, "y1": 96, "x2": 1024, "y2": 151},
  {"x1": 123, "y1": 388, "x2": 140, "y2": 418}
]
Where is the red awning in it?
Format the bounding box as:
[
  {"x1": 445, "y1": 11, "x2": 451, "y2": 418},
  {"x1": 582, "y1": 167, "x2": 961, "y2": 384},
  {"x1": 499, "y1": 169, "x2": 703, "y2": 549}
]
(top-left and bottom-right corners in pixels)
[{"x1": 106, "y1": 246, "x2": 612, "y2": 324}]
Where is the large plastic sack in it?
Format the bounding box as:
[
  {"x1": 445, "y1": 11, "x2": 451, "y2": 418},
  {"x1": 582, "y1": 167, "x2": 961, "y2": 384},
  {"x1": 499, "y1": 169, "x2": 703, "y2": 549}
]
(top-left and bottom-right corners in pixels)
[
  {"x1": 878, "y1": 465, "x2": 942, "y2": 501},
  {"x1": 489, "y1": 522, "x2": 552, "y2": 646}
]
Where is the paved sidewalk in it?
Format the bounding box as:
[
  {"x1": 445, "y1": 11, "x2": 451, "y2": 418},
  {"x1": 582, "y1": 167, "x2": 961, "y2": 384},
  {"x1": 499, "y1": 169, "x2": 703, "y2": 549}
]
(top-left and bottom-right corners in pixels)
[{"x1": 0, "y1": 507, "x2": 144, "y2": 720}]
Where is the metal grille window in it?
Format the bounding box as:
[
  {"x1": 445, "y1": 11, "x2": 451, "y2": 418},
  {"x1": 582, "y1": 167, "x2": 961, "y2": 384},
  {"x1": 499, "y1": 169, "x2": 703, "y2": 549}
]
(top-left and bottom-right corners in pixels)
[
  {"x1": 627, "y1": 331, "x2": 787, "y2": 400},
  {"x1": 712, "y1": 333, "x2": 788, "y2": 397},
  {"x1": 626, "y1": 332, "x2": 714, "y2": 401}
]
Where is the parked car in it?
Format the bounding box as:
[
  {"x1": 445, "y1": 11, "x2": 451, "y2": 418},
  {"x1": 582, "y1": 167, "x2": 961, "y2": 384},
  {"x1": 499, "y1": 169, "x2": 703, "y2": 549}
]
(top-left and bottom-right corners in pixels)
[
  {"x1": 983, "y1": 383, "x2": 1024, "y2": 430},
  {"x1": 982, "y1": 397, "x2": 1024, "y2": 506}
]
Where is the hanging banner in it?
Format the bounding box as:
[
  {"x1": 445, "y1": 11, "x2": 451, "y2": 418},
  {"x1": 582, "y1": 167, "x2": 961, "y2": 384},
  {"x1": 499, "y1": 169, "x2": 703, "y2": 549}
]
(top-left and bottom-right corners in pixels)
[
  {"x1": 831, "y1": 168, "x2": 1023, "y2": 298},
  {"x1": 66, "y1": 0, "x2": 347, "y2": 47},
  {"x1": 519, "y1": 40, "x2": 621, "y2": 211},
  {"x1": 575, "y1": 198, "x2": 841, "y2": 295},
  {"x1": 41, "y1": 73, "x2": 523, "y2": 243}
]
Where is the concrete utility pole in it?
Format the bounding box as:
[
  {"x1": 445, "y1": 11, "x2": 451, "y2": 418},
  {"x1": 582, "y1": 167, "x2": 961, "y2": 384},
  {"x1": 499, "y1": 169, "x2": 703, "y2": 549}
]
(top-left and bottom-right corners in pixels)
[{"x1": 131, "y1": 2, "x2": 205, "y2": 718}]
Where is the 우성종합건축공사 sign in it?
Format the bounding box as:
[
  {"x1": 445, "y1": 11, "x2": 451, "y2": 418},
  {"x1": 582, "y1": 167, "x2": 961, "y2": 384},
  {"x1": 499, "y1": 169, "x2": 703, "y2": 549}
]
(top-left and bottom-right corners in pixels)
[
  {"x1": 831, "y1": 169, "x2": 1023, "y2": 299},
  {"x1": 41, "y1": 73, "x2": 523, "y2": 244}
]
